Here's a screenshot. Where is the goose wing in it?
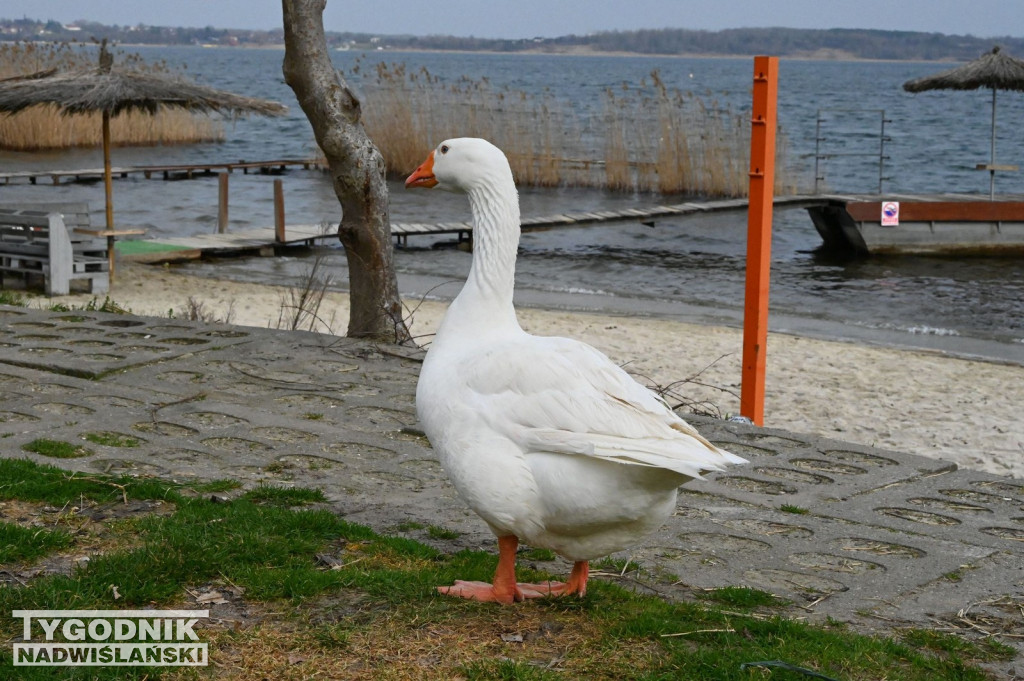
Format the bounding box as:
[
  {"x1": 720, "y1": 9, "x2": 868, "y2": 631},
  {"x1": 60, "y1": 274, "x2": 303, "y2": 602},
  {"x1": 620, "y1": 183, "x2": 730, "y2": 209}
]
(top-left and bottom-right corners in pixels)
[{"x1": 464, "y1": 336, "x2": 746, "y2": 479}]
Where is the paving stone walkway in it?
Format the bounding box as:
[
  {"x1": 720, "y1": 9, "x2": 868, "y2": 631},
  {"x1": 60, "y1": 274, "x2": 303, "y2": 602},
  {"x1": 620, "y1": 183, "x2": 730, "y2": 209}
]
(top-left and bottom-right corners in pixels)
[{"x1": 1, "y1": 306, "x2": 1021, "y2": 675}]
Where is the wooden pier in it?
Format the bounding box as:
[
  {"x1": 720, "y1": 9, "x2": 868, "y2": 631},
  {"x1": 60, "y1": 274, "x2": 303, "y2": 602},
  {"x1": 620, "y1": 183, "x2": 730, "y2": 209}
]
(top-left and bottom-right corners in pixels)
[
  {"x1": 122, "y1": 194, "x2": 837, "y2": 262},
  {"x1": 0, "y1": 159, "x2": 325, "y2": 185},
  {"x1": 390, "y1": 194, "x2": 836, "y2": 245},
  {"x1": 120, "y1": 223, "x2": 335, "y2": 262},
  {"x1": 117, "y1": 191, "x2": 1024, "y2": 262}
]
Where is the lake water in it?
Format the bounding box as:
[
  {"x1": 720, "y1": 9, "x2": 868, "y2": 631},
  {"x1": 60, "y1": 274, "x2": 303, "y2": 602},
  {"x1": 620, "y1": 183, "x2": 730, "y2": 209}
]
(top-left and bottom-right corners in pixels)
[{"x1": 1, "y1": 47, "x2": 1022, "y2": 363}]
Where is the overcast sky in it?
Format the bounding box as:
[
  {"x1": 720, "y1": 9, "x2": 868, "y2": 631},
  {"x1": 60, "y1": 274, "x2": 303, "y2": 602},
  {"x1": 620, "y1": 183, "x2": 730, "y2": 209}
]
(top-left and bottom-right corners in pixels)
[{"x1": 4, "y1": 1, "x2": 1022, "y2": 40}]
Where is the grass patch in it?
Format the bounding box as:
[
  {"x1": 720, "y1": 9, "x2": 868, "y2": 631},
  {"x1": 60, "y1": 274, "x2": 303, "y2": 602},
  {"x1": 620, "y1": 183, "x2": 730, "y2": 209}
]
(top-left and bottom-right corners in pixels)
[
  {"x1": 780, "y1": 503, "x2": 810, "y2": 514},
  {"x1": 594, "y1": 555, "x2": 639, "y2": 575},
  {"x1": 696, "y1": 586, "x2": 785, "y2": 610},
  {"x1": 21, "y1": 438, "x2": 92, "y2": 459},
  {"x1": 521, "y1": 547, "x2": 558, "y2": 562},
  {"x1": 243, "y1": 485, "x2": 326, "y2": 507},
  {"x1": 190, "y1": 479, "x2": 243, "y2": 494},
  {"x1": 0, "y1": 290, "x2": 26, "y2": 306},
  {"x1": 0, "y1": 458, "x2": 180, "y2": 505},
  {"x1": 393, "y1": 520, "x2": 426, "y2": 532},
  {"x1": 86, "y1": 296, "x2": 131, "y2": 315},
  {"x1": 262, "y1": 461, "x2": 288, "y2": 474},
  {"x1": 427, "y1": 524, "x2": 461, "y2": 540},
  {"x1": 41, "y1": 296, "x2": 133, "y2": 316},
  {"x1": 0, "y1": 458, "x2": 1012, "y2": 680},
  {"x1": 0, "y1": 521, "x2": 72, "y2": 563},
  {"x1": 83, "y1": 432, "x2": 142, "y2": 448},
  {"x1": 461, "y1": 658, "x2": 562, "y2": 680},
  {"x1": 901, "y1": 628, "x2": 1016, "y2": 663}
]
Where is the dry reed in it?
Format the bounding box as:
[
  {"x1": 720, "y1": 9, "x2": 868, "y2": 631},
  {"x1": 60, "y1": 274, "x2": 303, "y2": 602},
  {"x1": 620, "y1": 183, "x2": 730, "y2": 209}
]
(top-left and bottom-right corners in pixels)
[
  {"x1": 0, "y1": 42, "x2": 223, "y2": 151},
  {"x1": 353, "y1": 63, "x2": 794, "y2": 197},
  {"x1": 600, "y1": 70, "x2": 790, "y2": 196},
  {"x1": 354, "y1": 62, "x2": 580, "y2": 188}
]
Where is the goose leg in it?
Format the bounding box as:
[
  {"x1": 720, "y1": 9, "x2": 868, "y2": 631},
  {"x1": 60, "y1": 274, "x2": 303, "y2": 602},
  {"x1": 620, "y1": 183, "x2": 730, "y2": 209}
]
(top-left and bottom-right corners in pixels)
[
  {"x1": 437, "y1": 535, "x2": 528, "y2": 604},
  {"x1": 558, "y1": 560, "x2": 590, "y2": 596},
  {"x1": 518, "y1": 560, "x2": 588, "y2": 597},
  {"x1": 437, "y1": 536, "x2": 581, "y2": 604}
]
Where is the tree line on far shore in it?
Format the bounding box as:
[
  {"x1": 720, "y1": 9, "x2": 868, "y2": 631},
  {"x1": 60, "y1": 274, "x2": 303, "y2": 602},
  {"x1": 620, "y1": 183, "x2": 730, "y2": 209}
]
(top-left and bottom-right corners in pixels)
[{"x1": 2, "y1": 17, "x2": 1022, "y2": 61}]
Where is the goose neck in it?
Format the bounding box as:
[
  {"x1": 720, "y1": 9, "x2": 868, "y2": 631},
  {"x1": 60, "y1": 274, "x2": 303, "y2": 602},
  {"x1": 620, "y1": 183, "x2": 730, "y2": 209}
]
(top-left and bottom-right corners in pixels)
[{"x1": 464, "y1": 182, "x2": 520, "y2": 304}]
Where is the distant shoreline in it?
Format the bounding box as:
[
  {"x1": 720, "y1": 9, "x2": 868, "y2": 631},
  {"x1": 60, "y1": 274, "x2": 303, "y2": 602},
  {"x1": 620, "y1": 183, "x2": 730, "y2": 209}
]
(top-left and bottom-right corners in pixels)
[
  {"x1": 114, "y1": 41, "x2": 962, "y2": 64},
  {"x1": 5, "y1": 17, "x2": 1018, "y2": 63}
]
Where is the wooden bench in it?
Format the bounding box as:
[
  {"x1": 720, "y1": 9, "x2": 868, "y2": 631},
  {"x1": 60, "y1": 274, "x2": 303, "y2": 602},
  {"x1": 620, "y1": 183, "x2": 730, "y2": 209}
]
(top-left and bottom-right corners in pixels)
[{"x1": 0, "y1": 203, "x2": 110, "y2": 296}]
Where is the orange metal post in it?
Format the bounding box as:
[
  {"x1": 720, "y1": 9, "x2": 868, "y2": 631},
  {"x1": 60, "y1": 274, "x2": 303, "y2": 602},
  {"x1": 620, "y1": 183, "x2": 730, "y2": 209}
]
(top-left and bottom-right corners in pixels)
[{"x1": 740, "y1": 56, "x2": 779, "y2": 426}]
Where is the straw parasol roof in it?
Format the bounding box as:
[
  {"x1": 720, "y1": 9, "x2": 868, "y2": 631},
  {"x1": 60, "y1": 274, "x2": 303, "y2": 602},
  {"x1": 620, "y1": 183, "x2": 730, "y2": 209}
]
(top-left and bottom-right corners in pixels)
[
  {"x1": 0, "y1": 45, "x2": 287, "y2": 118},
  {"x1": 903, "y1": 46, "x2": 1024, "y2": 198},
  {"x1": 903, "y1": 46, "x2": 1024, "y2": 94},
  {"x1": 0, "y1": 40, "x2": 287, "y2": 275}
]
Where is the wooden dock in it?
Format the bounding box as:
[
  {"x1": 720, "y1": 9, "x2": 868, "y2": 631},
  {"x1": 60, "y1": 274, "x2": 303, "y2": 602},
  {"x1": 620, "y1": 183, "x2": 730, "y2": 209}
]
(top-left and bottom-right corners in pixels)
[
  {"x1": 112, "y1": 191, "x2": 1024, "y2": 261},
  {"x1": 119, "y1": 223, "x2": 335, "y2": 262},
  {"x1": 122, "y1": 194, "x2": 837, "y2": 261},
  {"x1": 390, "y1": 194, "x2": 837, "y2": 244},
  {"x1": 0, "y1": 159, "x2": 325, "y2": 185}
]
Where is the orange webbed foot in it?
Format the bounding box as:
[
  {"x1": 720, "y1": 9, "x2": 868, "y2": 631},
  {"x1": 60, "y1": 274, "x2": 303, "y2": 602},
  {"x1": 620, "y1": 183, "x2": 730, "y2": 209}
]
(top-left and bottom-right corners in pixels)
[
  {"x1": 437, "y1": 579, "x2": 566, "y2": 604},
  {"x1": 437, "y1": 538, "x2": 589, "y2": 605},
  {"x1": 549, "y1": 560, "x2": 589, "y2": 597}
]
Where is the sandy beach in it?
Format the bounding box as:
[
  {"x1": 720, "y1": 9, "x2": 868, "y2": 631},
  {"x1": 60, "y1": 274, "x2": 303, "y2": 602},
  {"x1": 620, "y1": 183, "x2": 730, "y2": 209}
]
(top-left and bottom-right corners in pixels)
[{"x1": 50, "y1": 260, "x2": 1024, "y2": 479}]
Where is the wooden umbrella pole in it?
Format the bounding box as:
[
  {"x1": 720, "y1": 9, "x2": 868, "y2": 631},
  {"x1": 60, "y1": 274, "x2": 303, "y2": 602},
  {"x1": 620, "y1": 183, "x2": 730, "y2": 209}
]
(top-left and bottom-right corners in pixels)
[
  {"x1": 102, "y1": 110, "x2": 116, "y2": 279},
  {"x1": 990, "y1": 87, "x2": 997, "y2": 200}
]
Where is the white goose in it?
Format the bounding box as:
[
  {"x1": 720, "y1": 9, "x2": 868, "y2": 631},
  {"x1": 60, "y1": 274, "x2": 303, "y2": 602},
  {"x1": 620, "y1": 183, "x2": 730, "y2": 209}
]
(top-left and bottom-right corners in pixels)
[{"x1": 406, "y1": 138, "x2": 745, "y2": 604}]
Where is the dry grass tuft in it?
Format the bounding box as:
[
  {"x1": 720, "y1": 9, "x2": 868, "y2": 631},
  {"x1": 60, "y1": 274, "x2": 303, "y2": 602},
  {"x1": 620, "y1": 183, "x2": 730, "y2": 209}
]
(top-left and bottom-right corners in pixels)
[
  {"x1": 274, "y1": 252, "x2": 336, "y2": 333},
  {"x1": 167, "y1": 596, "x2": 660, "y2": 681}
]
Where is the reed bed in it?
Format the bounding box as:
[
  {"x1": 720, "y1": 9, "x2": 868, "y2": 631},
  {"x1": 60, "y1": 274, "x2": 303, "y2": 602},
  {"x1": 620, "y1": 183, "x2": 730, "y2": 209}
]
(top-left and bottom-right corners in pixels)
[
  {"x1": 354, "y1": 62, "x2": 579, "y2": 188},
  {"x1": 603, "y1": 72, "x2": 752, "y2": 196},
  {"x1": 354, "y1": 63, "x2": 794, "y2": 197},
  {"x1": 3, "y1": 42, "x2": 794, "y2": 196},
  {"x1": 0, "y1": 42, "x2": 223, "y2": 151}
]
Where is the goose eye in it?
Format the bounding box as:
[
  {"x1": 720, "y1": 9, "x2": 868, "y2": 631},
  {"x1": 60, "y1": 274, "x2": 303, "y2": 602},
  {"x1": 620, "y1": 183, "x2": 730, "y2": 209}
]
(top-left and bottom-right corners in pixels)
[{"x1": 440, "y1": 145, "x2": 449, "y2": 154}]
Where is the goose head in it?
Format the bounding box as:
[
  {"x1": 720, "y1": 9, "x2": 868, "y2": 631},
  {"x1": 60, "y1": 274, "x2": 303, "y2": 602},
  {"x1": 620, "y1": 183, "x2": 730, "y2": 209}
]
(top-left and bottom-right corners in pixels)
[{"x1": 405, "y1": 137, "x2": 515, "y2": 194}]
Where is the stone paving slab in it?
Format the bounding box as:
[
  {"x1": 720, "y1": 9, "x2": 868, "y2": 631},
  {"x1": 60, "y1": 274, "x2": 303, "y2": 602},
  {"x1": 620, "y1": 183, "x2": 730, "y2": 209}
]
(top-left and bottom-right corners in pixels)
[
  {"x1": 1, "y1": 305, "x2": 1022, "y2": 674},
  {"x1": 0, "y1": 306, "x2": 251, "y2": 378}
]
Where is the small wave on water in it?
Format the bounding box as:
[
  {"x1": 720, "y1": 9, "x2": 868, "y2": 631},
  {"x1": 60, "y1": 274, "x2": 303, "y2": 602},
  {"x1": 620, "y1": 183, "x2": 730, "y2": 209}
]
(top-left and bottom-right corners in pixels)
[
  {"x1": 535, "y1": 285, "x2": 615, "y2": 297},
  {"x1": 853, "y1": 321, "x2": 962, "y2": 337},
  {"x1": 905, "y1": 326, "x2": 961, "y2": 337}
]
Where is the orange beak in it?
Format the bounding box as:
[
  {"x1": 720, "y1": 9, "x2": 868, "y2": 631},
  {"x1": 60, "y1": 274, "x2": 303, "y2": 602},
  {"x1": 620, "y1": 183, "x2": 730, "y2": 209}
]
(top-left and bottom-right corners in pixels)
[{"x1": 405, "y1": 150, "x2": 438, "y2": 189}]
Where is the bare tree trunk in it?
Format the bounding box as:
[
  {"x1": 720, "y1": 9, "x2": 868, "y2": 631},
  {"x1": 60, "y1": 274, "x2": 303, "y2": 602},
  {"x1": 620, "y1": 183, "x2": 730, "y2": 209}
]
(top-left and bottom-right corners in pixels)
[{"x1": 282, "y1": 0, "x2": 410, "y2": 343}]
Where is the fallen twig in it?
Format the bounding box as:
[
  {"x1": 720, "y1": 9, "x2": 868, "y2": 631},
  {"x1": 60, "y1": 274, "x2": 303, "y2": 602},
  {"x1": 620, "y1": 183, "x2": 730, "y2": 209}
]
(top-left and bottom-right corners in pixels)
[{"x1": 661, "y1": 627, "x2": 735, "y2": 638}]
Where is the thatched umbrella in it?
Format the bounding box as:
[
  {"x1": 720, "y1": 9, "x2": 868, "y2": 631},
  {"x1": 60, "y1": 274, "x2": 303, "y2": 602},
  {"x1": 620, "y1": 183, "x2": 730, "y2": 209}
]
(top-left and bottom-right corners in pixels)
[
  {"x1": 0, "y1": 40, "x2": 287, "y2": 275},
  {"x1": 903, "y1": 46, "x2": 1024, "y2": 198}
]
